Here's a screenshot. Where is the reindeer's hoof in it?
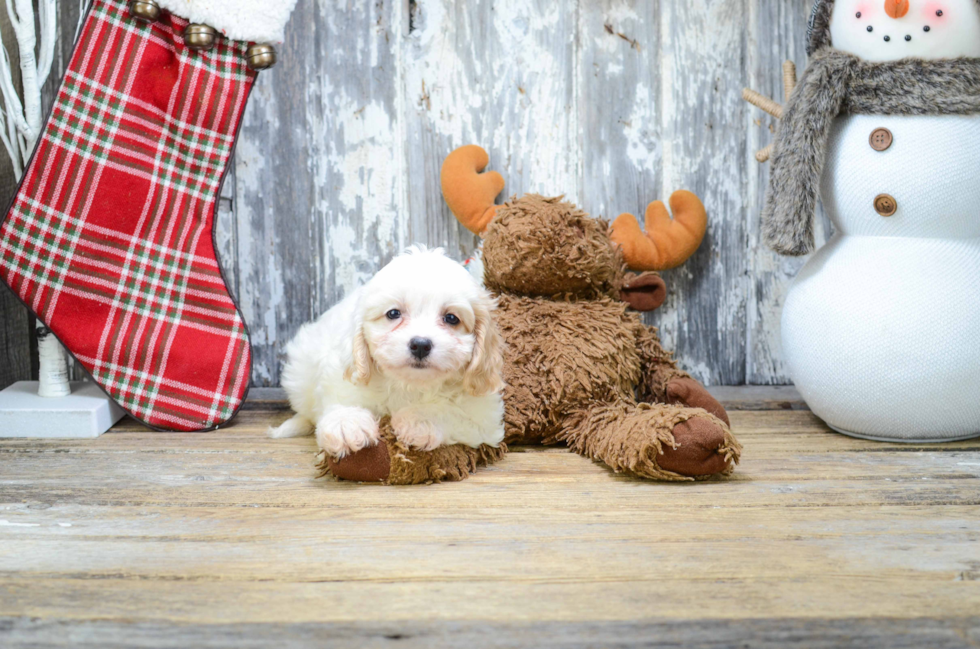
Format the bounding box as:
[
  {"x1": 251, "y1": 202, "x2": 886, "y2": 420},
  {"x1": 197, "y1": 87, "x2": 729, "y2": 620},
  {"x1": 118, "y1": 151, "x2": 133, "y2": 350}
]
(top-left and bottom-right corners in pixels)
[
  {"x1": 317, "y1": 420, "x2": 508, "y2": 485},
  {"x1": 658, "y1": 416, "x2": 733, "y2": 478},
  {"x1": 326, "y1": 440, "x2": 391, "y2": 483},
  {"x1": 666, "y1": 377, "x2": 730, "y2": 426}
]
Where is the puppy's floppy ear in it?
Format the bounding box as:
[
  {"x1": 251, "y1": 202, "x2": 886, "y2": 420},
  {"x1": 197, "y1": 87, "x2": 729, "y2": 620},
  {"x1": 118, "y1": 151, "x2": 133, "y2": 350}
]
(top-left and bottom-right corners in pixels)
[
  {"x1": 464, "y1": 294, "x2": 505, "y2": 397},
  {"x1": 343, "y1": 319, "x2": 373, "y2": 386}
]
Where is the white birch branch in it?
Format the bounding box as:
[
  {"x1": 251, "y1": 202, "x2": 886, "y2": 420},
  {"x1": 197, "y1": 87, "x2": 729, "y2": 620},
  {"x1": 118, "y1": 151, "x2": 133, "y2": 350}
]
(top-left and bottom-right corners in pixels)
[
  {"x1": 36, "y1": 328, "x2": 70, "y2": 397},
  {"x1": 11, "y1": 0, "x2": 41, "y2": 147},
  {"x1": 75, "y1": 0, "x2": 92, "y2": 44},
  {"x1": 0, "y1": 31, "x2": 27, "y2": 174},
  {"x1": 35, "y1": 0, "x2": 57, "y2": 92},
  {"x1": 0, "y1": 0, "x2": 81, "y2": 397}
]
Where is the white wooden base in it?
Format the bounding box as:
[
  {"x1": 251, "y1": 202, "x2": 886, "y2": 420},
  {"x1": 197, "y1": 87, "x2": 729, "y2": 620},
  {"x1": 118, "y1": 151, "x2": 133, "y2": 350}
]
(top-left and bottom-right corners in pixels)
[{"x1": 0, "y1": 381, "x2": 125, "y2": 438}]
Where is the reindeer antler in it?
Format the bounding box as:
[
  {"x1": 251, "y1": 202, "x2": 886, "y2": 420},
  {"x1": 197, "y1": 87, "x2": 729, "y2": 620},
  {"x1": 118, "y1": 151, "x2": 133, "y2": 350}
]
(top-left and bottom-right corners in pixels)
[
  {"x1": 743, "y1": 60, "x2": 796, "y2": 163},
  {"x1": 441, "y1": 145, "x2": 505, "y2": 234},
  {"x1": 610, "y1": 190, "x2": 708, "y2": 271}
]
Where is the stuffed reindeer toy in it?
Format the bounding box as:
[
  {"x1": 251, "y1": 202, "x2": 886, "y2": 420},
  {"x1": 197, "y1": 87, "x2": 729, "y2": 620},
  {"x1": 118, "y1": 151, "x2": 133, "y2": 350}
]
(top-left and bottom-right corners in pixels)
[{"x1": 322, "y1": 146, "x2": 741, "y2": 484}]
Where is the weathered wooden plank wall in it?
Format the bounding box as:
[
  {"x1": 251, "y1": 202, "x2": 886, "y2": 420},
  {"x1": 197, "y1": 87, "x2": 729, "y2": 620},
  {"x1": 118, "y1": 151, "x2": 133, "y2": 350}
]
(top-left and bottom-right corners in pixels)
[
  {"x1": 231, "y1": 0, "x2": 830, "y2": 387},
  {"x1": 2, "y1": 0, "x2": 832, "y2": 390},
  {"x1": 746, "y1": 0, "x2": 833, "y2": 384}
]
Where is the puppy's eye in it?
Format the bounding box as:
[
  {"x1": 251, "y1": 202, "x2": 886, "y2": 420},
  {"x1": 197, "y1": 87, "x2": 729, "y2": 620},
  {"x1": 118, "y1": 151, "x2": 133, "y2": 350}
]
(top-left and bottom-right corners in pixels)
[
  {"x1": 443, "y1": 313, "x2": 460, "y2": 326},
  {"x1": 385, "y1": 309, "x2": 401, "y2": 320}
]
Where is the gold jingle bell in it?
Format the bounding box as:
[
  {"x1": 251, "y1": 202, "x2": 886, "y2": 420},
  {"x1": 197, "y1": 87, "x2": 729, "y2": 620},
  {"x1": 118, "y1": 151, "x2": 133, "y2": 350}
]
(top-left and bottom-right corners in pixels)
[
  {"x1": 184, "y1": 24, "x2": 217, "y2": 51},
  {"x1": 246, "y1": 44, "x2": 277, "y2": 71},
  {"x1": 129, "y1": 0, "x2": 161, "y2": 22}
]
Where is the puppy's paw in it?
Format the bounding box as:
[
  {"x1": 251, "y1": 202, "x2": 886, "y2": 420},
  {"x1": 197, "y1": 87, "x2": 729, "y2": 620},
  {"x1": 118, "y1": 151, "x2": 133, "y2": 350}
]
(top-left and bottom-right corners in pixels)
[
  {"x1": 392, "y1": 410, "x2": 445, "y2": 451},
  {"x1": 316, "y1": 407, "x2": 380, "y2": 458}
]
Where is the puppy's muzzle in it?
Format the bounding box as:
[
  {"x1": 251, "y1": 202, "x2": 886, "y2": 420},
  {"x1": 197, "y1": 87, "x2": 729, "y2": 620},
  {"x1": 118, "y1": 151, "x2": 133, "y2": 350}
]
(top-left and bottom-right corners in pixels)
[{"x1": 409, "y1": 337, "x2": 433, "y2": 361}]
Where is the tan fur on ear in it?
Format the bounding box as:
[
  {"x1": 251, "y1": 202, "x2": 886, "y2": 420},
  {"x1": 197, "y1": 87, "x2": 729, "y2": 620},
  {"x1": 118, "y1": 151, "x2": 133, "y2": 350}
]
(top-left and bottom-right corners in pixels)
[
  {"x1": 343, "y1": 323, "x2": 373, "y2": 386},
  {"x1": 464, "y1": 296, "x2": 505, "y2": 396}
]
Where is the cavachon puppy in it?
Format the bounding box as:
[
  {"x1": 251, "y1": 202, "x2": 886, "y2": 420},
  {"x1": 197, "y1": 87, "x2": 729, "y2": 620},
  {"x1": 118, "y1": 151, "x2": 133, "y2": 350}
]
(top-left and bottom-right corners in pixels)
[{"x1": 268, "y1": 247, "x2": 506, "y2": 466}]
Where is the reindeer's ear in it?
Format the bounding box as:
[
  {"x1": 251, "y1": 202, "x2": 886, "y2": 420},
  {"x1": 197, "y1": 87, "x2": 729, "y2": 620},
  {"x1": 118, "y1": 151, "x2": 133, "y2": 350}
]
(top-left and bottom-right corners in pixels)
[
  {"x1": 441, "y1": 145, "x2": 505, "y2": 235},
  {"x1": 620, "y1": 272, "x2": 668, "y2": 312}
]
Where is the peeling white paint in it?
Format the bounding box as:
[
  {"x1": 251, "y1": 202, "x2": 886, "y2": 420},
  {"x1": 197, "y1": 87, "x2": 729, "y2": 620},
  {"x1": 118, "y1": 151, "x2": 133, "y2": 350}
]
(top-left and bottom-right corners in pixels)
[
  {"x1": 233, "y1": 128, "x2": 267, "y2": 192},
  {"x1": 625, "y1": 82, "x2": 661, "y2": 172},
  {"x1": 224, "y1": 0, "x2": 808, "y2": 387},
  {"x1": 743, "y1": 0, "x2": 820, "y2": 383},
  {"x1": 490, "y1": 0, "x2": 578, "y2": 203}
]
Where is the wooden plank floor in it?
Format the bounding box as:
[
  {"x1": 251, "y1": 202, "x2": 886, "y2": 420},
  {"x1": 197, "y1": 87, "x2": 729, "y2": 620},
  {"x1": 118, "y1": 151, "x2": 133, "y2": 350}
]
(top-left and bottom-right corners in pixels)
[{"x1": 2, "y1": 393, "x2": 979, "y2": 648}]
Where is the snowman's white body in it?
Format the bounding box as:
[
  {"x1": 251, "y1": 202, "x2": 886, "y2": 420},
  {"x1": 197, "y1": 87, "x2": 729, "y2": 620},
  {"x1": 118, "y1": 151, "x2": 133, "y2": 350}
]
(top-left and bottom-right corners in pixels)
[{"x1": 781, "y1": 114, "x2": 980, "y2": 441}]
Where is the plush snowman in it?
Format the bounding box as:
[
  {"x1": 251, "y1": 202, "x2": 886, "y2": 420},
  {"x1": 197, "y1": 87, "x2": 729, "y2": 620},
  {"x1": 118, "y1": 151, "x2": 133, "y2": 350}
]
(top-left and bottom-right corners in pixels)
[{"x1": 759, "y1": 0, "x2": 980, "y2": 442}]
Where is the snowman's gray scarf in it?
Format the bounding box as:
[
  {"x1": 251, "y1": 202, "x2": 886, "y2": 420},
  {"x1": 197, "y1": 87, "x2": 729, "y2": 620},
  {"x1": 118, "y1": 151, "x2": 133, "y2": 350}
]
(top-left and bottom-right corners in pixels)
[{"x1": 762, "y1": 48, "x2": 980, "y2": 256}]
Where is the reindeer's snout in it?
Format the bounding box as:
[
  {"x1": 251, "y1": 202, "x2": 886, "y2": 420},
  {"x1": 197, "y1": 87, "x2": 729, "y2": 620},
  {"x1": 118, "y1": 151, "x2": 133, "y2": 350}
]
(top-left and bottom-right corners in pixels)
[{"x1": 884, "y1": 0, "x2": 910, "y2": 19}]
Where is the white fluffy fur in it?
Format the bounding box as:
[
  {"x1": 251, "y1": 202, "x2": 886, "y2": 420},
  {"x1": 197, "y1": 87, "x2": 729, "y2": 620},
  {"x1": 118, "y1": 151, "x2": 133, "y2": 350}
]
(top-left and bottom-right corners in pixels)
[
  {"x1": 268, "y1": 247, "x2": 506, "y2": 458},
  {"x1": 154, "y1": 0, "x2": 298, "y2": 43}
]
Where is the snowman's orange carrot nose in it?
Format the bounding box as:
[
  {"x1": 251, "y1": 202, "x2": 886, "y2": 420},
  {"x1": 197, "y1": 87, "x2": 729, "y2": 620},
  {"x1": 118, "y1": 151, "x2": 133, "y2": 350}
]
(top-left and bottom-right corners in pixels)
[{"x1": 884, "y1": 0, "x2": 910, "y2": 18}]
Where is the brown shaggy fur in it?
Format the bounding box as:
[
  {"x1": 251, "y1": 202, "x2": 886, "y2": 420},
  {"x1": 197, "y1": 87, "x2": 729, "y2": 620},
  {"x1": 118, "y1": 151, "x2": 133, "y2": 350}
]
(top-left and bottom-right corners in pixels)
[
  {"x1": 319, "y1": 193, "x2": 742, "y2": 484},
  {"x1": 483, "y1": 195, "x2": 626, "y2": 301},
  {"x1": 485, "y1": 195, "x2": 741, "y2": 481},
  {"x1": 317, "y1": 417, "x2": 507, "y2": 485}
]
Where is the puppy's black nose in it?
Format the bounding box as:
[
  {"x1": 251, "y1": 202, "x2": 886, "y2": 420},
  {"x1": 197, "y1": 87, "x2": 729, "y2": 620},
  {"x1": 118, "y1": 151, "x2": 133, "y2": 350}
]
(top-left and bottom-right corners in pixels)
[{"x1": 409, "y1": 337, "x2": 433, "y2": 360}]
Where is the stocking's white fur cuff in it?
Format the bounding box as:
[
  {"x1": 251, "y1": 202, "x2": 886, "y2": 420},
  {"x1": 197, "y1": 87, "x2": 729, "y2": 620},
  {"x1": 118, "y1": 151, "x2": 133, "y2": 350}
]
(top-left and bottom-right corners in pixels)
[{"x1": 154, "y1": 0, "x2": 299, "y2": 43}]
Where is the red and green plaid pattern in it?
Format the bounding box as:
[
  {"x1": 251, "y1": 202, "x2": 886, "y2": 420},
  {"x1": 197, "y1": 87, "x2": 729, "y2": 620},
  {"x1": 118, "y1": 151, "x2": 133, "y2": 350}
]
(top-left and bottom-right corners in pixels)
[{"x1": 0, "y1": 0, "x2": 254, "y2": 431}]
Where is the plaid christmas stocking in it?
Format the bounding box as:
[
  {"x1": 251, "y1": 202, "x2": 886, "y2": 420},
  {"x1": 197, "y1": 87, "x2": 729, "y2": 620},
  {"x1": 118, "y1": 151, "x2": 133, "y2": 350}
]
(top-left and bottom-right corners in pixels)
[{"x1": 0, "y1": 0, "x2": 296, "y2": 431}]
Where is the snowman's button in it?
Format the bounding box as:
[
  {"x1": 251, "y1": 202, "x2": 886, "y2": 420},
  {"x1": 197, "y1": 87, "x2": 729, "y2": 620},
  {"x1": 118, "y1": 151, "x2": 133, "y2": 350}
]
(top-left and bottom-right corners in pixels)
[
  {"x1": 870, "y1": 128, "x2": 893, "y2": 151},
  {"x1": 874, "y1": 194, "x2": 898, "y2": 217}
]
